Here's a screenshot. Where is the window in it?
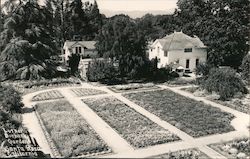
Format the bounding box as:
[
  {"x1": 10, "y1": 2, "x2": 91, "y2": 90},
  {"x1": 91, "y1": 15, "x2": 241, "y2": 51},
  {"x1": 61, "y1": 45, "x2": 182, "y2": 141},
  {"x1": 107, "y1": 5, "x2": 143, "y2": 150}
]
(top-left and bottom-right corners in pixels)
[
  {"x1": 75, "y1": 47, "x2": 78, "y2": 53},
  {"x1": 164, "y1": 51, "x2": 168, "y2": 57},
  {"x1": 184, "y1": 48, "x2": 192, "y2": 52},
  {"x1": 196, "y1": 59, "x2": 199, "y2": 66},
  {"x1": 63, "y1": 49, "x2": 65, "y2": 54},
  {"x1": 75, "y1": 47, "x2": 82, "y2": 54},
  {"x1": 157, "y1": 47, "x2": 160, "y2": 55},
  {"x1": 79, "y1": 47, "x2": 82, "y2": 53},
  {"x1": 186, "y1": 59, "x2": 190, "y2": 68}
]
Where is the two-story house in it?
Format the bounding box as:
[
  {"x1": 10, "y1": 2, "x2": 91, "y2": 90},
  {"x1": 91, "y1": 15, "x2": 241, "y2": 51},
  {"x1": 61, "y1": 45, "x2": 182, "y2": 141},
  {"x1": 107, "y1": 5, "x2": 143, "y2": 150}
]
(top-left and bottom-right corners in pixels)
[
  {"x1": 149, "y1": 31, "x2": 207, "y2": 72},
  {"x1": 63, "y1": 40, "x2": 98, "y2": 63}
]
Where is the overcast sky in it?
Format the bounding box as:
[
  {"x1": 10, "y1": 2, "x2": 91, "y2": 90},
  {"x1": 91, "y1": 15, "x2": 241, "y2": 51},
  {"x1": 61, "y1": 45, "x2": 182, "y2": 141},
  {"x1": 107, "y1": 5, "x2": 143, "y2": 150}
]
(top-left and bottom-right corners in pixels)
[{"x1": 1, "y1": 0, "x2": 178, "y2": 17}]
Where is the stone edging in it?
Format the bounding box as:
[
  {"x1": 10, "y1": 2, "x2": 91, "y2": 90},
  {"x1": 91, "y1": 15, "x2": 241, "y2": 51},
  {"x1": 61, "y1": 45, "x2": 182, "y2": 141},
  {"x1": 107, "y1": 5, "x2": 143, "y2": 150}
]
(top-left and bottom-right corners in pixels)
[{"x1": 33, "y1": 106, "x2": 62, "y2": 158}]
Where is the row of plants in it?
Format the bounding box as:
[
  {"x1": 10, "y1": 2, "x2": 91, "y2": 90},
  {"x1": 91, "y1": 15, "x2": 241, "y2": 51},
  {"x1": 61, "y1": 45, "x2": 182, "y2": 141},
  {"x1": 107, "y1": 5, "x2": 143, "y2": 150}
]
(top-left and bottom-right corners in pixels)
[
  {"x1": 35, "y1": 100, "x2": 110, "y2": 157},
  {"x1": 209, "y1": 138, "x2": 249, "y2": 159},
  {"x1": 82, "y1": 97, "x2": 179, "y2": 148},
  {"x1": 71, "y1": 88, "x2": 106, "y2": 97},
  {"x1": 2, "y1": 78, "x2": 81, "y2": 95},
  {"x1": 32, "y1": 90, "x2": 64, "y2": 101},
  {"x1": 123, "y1": 90, "x2": 235, "y2": 137},
  {"x1": 109, "y1": 83, "x2": 159, "y2": 93},
  {"x1": 181, "y1": 86, "x2": 250, "y2": 114},
  {"x1": 151, "y1": 148, "x2": 209, "y2": 159}
]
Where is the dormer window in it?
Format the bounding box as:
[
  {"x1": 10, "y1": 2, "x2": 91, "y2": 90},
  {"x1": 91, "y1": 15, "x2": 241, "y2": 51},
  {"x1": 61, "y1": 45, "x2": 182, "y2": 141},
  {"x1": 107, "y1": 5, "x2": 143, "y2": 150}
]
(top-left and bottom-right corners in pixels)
[{"x1": 184, "y1": 48, "x2": 192, "y2": 52}]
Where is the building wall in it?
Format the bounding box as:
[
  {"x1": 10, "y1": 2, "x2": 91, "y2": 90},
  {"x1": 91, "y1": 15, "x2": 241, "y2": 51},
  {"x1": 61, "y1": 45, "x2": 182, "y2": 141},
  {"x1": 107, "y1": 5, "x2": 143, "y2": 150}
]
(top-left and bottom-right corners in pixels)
[
  {"x1": 63, "y1": 45, "x2": 98, "y2": 62},
  {"x1": 149, "y1": 42, "x2": 207, "y2": 71},
  {"x1": 168, "y1": 48, "x2": 207, "y2": 71},
  {"x1": 149, "y1": 41, "x2": 169, "y2": 68}
]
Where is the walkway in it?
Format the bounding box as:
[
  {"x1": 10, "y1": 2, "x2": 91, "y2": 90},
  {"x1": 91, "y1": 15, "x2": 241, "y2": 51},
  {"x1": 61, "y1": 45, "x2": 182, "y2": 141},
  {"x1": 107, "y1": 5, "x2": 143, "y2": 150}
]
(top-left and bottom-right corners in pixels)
[{"x1": 21, "y1": 83, "x2": 250, "y2": 158}]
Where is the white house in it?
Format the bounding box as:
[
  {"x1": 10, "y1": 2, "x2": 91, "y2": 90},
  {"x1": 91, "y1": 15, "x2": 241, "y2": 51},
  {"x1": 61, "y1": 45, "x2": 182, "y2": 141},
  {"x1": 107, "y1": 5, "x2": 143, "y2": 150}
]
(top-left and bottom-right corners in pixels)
[
  {"x1": 63, "y1": 40, "x2": 98, "y2": 63},
  {"x1": 149, "y1": 31, "x2": 207, "y2": 72}
]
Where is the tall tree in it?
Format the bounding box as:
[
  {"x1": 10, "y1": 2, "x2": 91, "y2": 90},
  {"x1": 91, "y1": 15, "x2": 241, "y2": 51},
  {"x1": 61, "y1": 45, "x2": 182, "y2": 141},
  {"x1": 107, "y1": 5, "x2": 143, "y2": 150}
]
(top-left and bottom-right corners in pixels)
[
  {"x1": 96, "y1": 15, "x2": 147, "y2": 78},
  {"x1": 0, "y1": 1, "x2": 56, "y2": 80},
  {"x1": 176, "y1": 0, "x2": 249, "y2": 68}
]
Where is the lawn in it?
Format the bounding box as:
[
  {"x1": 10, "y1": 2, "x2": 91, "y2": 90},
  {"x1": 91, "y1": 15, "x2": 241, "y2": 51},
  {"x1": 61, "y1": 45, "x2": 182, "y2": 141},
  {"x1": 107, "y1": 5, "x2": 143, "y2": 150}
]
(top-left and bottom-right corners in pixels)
[
  {"x1": 82, "y1": 97, "x2": 179, "y2": 148},
  {"x1": 32, "y1": 90, "x2": 64, "y2": 101},
  {"x1": 35, "y1": 100, "x2": 110, "y2": 157},
  {"x1": 123, "y1": 89, "x2": 235, "y2": 137},
  {"x1": 71, "y1": 88, "x2": 106, "y2": 97},
  {"x1": 209, "y1": 138, "x2": 249, "y2": 159},
  {"x1": 151, "y1": 148, "x2": 210, "y2": 158}
]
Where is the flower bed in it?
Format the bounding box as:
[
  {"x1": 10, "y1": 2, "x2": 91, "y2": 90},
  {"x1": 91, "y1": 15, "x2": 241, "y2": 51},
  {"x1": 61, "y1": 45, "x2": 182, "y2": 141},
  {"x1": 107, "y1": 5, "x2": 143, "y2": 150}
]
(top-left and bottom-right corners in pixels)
[
  {"x1": 109, "y1": 83, "x2": 159, "y2": 93},
  {"x1": 209, "y1": 138, "x2": 250, "y2": 159},
  {"x1": 82, "y1": 97, "x2": 179, "y2": 148},
  {"x1": 2, "y1": 78, "x2": 81, "y2": 95},
  {"x1": 123, "y1": 90, "x2": 235, "y2": 137},
  {"x1": 181, "y1": 86, "x2": 250, "y2": 114},
  {"x1": 151, "y1": 148, "x2": 210, "y2": 158},
  {"x1": 35, "y1": 100, "x2": 110, "y2": 157},
  {"x1": 71, "y1": 88, "x2": 106, "y2": 97},
  {"x1": 32, "y1": 90, "x2": 64, "y2": 101}
]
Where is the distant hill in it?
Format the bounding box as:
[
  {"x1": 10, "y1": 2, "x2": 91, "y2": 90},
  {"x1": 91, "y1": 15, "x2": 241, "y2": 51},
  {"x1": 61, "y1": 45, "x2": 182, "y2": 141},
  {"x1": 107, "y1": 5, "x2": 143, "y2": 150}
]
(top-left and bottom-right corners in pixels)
[{"x1": 100, "y1": 9, "x2": 175, "y2": 18}]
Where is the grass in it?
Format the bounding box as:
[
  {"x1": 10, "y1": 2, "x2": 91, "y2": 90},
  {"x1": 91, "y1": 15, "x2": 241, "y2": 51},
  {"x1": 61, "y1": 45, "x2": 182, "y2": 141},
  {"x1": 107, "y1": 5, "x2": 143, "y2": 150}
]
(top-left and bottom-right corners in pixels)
[
  {"x1": 151, "y1": 148, "x2": 210, "y2": 158},
  {"x1": 82, "y1": 97, "x2": 179, "y2": 148},
  {"x1": 35, "y1": 100, "x2": 110, "y2": 157},
  {"x1": 32, "y1": 90, "x2": 64, "y2": 101},
  {"x1": 209, "y1": 138, "x2": 250, "y2": 159},
  {"x1": 123, "y1": 89, "x2": 235, "y2": 137},
  {"x1": 71, "y1": 88, "x2": 106, "y2": 97}
]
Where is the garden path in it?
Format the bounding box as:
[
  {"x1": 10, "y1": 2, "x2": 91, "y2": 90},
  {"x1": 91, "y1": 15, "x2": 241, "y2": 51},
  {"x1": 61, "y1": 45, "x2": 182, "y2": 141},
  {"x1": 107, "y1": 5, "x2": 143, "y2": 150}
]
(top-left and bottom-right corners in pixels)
[
  {"x1": 22, "y1": 83, "x2": 249, "y2": 158},
  {"x1": 22, "y1": 92, "x2": 55, "y2": 157}
]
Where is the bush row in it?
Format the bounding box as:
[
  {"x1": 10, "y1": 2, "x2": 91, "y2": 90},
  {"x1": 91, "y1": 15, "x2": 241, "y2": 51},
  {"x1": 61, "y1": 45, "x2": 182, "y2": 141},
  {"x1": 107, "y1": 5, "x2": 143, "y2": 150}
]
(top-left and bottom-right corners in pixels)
[{"x1": 86, "y1": 58, "x2": 179, "y2": 85}]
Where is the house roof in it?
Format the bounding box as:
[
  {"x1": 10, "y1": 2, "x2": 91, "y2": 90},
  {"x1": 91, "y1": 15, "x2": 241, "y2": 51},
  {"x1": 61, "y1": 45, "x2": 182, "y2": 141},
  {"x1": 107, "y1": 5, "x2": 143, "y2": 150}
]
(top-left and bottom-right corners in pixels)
[
  {"x1": 64, "y1": 40, "x2": 97, "y2": 50},
  {"x1": 154, "y1": 31, "x2": 206, "y2": 51}
]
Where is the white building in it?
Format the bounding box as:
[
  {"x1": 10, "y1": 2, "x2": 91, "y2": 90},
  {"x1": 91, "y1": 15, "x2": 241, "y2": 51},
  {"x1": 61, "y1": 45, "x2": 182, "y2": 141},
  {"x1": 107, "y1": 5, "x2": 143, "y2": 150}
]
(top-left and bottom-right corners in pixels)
[
  {"x1": 149, "y1": 31, "x2": 207, "y2": 72},
  {"x1": 63, "y1": 40, "x2": 98, "y2": 63}
]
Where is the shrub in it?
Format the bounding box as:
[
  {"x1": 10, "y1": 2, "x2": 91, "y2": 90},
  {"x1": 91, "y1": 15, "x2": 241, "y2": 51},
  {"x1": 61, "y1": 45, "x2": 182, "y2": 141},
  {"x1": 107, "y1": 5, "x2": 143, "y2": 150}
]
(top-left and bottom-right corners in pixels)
[
  {"x1": 202, "y1": 67, "x2": 248, "y2": 100},
  {"x1": 195, "y1": 62, "x2": 214, "y2": 76},
  {"x1": 241, "y1": 54, "x2": 250, "y2": 82},
  {"x1": 86, "y1": 59, "x2": 119, "y2": 83},
  {"x1": 0, "y1": 85, "x2": 23, "y2": 113}
]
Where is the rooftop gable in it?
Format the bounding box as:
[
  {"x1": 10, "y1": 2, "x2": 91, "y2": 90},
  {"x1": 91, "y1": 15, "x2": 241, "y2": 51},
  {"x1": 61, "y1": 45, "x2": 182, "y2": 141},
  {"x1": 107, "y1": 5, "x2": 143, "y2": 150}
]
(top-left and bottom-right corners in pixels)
[
  {"x1": 64, "y1": 41, "x2": 97, "y2": 50},
  {"x1": 153, "y1": 31, "x2": 206, "y2": 51}
]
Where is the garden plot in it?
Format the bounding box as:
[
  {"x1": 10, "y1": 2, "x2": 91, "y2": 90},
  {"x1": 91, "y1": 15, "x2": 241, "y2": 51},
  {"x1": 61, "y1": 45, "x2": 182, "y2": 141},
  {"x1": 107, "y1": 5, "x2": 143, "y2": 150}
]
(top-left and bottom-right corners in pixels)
[
  {"x1": 71, "y1": 88, "x2": 106, "y2": 97},
  {"x1": 109, "y1": 83, "x2": 159, "y2": 93},
  {"x1": 151, "y1": 148, "x2": 210, "y2": 158},
  {"x1": 35, "y1": 100, "x2": 110, "y2": 157},
  {"x1": 123, "y1": 90, "x2": 235, "y2": 137},
  {"x1": 209, "y1": 138, "x2": 249, "y2": 159},
  {"x1": 82, "y1": 97, "x2": 179, "y2": 148},
  {"x1": 32, "y1": 90, "x2": 64, "y2": 101}
]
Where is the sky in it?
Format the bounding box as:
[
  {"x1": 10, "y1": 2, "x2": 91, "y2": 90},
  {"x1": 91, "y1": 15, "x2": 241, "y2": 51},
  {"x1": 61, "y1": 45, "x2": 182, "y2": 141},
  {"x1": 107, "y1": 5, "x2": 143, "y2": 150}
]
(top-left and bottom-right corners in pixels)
[{"x1": 1, "y1": 0, "x2": 178, "y2": 17}]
